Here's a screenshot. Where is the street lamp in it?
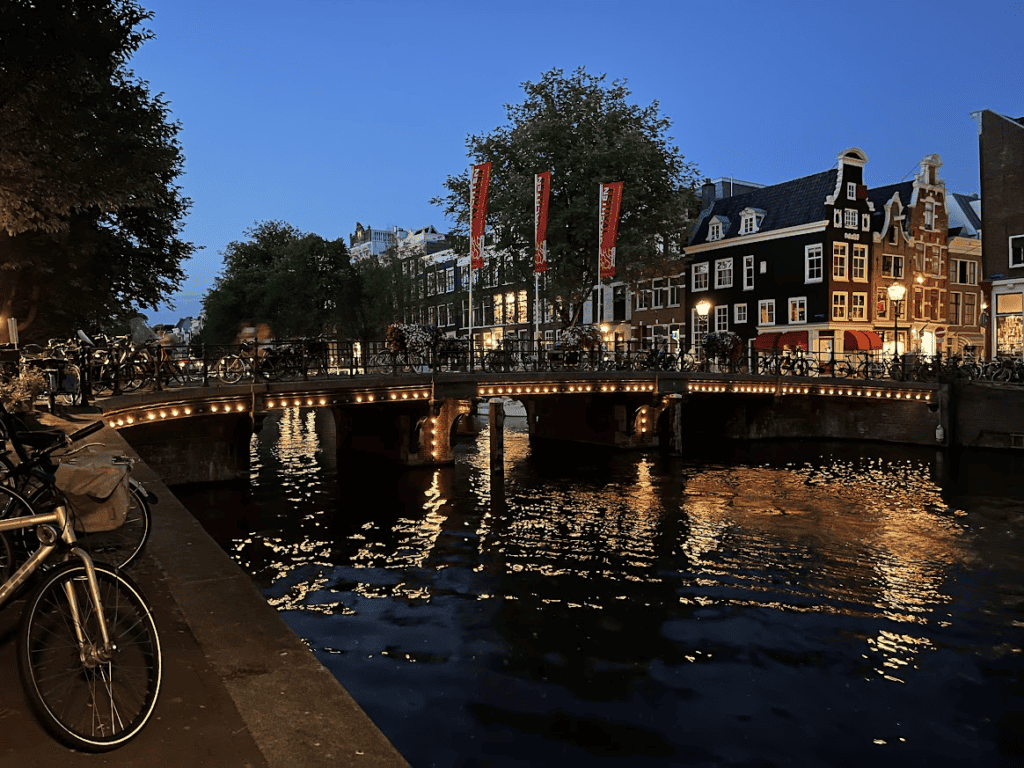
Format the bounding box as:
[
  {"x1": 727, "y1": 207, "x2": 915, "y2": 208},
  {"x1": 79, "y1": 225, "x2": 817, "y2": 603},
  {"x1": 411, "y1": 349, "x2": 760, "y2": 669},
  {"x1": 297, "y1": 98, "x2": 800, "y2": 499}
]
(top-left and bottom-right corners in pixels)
[
  {"x1": 887, "y1": 282, "x2": 906, "y2": 371},
  {"x1": 695, "y1": 300, "x2": 711, "y2": 367}
]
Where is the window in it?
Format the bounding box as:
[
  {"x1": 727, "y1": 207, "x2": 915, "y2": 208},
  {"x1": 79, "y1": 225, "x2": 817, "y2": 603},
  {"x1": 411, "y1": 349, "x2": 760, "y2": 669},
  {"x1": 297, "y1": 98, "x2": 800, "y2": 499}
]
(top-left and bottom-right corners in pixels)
[
  {"x1": 635, "y1": 287, "x2": 649, "y2": 311},
  {"x1": 1011, "y1": 235, "x2": 1024, "y2": 268},
  {"x1": 832, "y1": 292, "x2": 847, "y2": 320},
  {"x1": 882, "y1": 254, "x2": 904, "y2": 278},
  {"x1": 876, "y1": 288, "x2": 888, "y2": 319},
  {"x1": 925, "y1": 201, "x2": 936, "y2": 230},
  {"x1": 914, "y1": 287, "x2": 923, "y2": 319},
  {"x1": 669, "y1": 277, "x2": 683, "y2": 306},
  {"x1": 734, "y1": 303, "x2": 748, "y2": 324},
  {"x1": 851, "y1": 293, "x2": 867, "y2": 320},
  {"x1": 691, "y1": 309, "x2": 709, "y2": 354},
  {"x1": 789, "y1": 297, "x2": 807, "y2": 324},
  {"x1": 964, "y1": 293, "x2": 977, "y2": 326},
  {"x1": 949, "y1": 292, "x2": 962, "y2": 325},
  {"x1": 951, "y1": 259, "x2": 977, "y2": 285},
  {"x1": 833, "y1": 243, "x2": 848, "y2": 279},
  {"x1": 805, "y1": 245, "x2": 823, "y2": 283},
  {"x1": 708, "y1": 222, "x2": 723, "y2": 241},
  {"x1": 844, "y1": 209, "x2": 859, "y2": 229},
  {"x1": 862, "y1": 214, "x2": 870, "y2": 232},
  {"x1": 652, "y1": 278, "x2": 667, "y2": 308},
  {"x1": 759, "y1": 299, "x2": 776, "y2": 326},
  {"x1": 446, "y1": 267, "x2": 455, "y2": 292},
  {"x1": 715, "y1": 258, "x2": 734, "y2": 289},
  {"x1": 692, "y1": 262, "x2": 708, "y2": 291},
  {"x1": 834, "y1": 209, "x2": 843, "y2": 227},
  {"x1": 847, "y1": 182, "x2": 857, "y2": 200},
  {"x1": 715, "y1": 305, "x2": 729, "y2": 331},
  {"x1": 852, "y1": 245, "x2": 867, "y2": 281},
  {"x1": 743, "y1": 255, "x2": 755, "y2": 290},
  {"x1": 740, "y1": 209, "x2": 765, "y2": 235}
]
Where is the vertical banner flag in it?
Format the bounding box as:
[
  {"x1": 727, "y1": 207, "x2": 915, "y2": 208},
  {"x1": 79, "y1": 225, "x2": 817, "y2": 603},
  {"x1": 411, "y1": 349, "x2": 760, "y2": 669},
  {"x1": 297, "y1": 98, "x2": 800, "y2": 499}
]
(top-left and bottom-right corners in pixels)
[
  {"x1": 470, "y1": 162, "x2": 492, "y2": 270},
  {"x1": 534, "y1": 171, "x2": 551, "y2": 273},
  {"x1": 599, "y1": 182, "x2": 624, "y2": 279}
]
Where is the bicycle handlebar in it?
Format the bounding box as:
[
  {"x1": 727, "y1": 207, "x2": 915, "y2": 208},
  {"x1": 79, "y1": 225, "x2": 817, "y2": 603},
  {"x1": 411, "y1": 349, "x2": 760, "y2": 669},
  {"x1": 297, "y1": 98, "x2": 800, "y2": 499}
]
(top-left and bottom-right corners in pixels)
[{"x1": 65, "y1": 421, "x2": 104, "y2": 445}]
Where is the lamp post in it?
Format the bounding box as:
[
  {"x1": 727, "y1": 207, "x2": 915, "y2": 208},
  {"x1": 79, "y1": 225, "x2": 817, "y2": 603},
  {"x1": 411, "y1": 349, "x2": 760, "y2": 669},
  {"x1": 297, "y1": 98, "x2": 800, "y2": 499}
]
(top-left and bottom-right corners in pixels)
[
  {"x1": 695, "y1": 300, "x2": 711, "y2": 369},
  {"x1": 887, "y1": 282, "x2": 906, "y2": 374}
]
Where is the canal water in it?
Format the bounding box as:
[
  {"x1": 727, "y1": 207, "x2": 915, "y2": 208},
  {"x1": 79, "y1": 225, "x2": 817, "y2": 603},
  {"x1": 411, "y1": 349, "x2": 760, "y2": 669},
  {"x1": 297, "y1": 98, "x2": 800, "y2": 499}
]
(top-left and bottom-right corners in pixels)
[{"x1": 175, "y1": 408, "x2": 1024, "y2": 768}]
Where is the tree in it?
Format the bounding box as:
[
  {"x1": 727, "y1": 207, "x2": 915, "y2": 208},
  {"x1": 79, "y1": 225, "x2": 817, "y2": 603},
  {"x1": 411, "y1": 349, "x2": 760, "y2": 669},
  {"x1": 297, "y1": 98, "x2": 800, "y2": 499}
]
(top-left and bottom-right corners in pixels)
[
  {"x1": 431, "y1": 67, "x2": 700, "y2": 327},
  {"x1": 201, "y1": 221, "x2": 354, "y2": 344},
  {"x1": 0, "y1": 1, "x2": 194, "y2": 342}
]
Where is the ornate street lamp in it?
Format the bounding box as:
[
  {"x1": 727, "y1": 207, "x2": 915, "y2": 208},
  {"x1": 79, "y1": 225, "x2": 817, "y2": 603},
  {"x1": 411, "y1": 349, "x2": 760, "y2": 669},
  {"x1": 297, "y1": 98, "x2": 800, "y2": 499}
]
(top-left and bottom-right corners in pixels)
[{"x1": 887, "y1": 282, "x2": 906, "y2": 371}]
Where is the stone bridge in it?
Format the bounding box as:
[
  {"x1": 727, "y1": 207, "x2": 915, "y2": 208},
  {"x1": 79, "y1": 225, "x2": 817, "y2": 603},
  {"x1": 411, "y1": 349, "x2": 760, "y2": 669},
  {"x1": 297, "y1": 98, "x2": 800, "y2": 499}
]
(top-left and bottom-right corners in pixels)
[{"x1": 88, "y1": 369, "x2": 987, "y2": 485}]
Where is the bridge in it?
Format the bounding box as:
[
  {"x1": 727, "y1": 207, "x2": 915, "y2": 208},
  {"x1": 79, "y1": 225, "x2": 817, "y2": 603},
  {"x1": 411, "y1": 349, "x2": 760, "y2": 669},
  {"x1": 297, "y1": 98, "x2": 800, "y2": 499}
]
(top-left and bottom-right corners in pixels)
[{"x1": 86, "y1": 368, "x2": 978, "y2": 485}]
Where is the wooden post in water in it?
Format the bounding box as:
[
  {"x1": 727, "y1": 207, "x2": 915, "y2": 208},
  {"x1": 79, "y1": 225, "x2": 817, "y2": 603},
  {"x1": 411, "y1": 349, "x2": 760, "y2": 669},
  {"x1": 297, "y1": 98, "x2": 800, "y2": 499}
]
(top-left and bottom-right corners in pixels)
[{"x1": 489, "y1": 399, "x2": 504, "y2": 472}]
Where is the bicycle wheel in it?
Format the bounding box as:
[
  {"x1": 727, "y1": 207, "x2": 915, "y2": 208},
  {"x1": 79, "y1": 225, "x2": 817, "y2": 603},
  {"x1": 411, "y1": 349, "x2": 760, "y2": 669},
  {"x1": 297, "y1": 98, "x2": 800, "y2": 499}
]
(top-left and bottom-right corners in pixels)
[
  {"x1": 18, "y1": 560, "x2": 161, "y2": 752},
  {"x1": 219, "y1": 355, "x2": 245, "y2": 384}
]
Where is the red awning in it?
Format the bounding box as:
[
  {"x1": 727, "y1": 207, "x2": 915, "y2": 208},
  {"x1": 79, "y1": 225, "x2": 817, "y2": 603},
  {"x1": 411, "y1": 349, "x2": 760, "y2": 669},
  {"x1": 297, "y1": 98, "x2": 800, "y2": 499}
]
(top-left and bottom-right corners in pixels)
[
  {"x1": 862, "y1": 331, "x2": 884, "y2": 350},
  {"x1": 752, "y1": 332, "x2": 783, "y2": 351},
  {"x1": 844, "y1": 330, "x2": 870, "y2": 350},
  {"x1": 778, "y1": 331, "x2": 808, "y2": 350}
]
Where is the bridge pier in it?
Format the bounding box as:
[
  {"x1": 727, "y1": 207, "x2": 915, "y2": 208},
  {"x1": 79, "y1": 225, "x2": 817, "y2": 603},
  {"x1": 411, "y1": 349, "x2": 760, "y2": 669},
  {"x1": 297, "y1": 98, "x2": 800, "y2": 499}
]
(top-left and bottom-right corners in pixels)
[{"x1": 525, "y1": 394, "x2": 670, "y2": 449}]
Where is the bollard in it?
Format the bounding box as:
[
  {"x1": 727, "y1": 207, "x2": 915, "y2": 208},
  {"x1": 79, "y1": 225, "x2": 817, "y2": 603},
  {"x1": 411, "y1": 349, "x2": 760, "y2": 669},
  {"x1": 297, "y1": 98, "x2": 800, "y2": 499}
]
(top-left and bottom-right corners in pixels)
[{"x1": 489, "y1": 399, "x2": 504, "y2": 473}]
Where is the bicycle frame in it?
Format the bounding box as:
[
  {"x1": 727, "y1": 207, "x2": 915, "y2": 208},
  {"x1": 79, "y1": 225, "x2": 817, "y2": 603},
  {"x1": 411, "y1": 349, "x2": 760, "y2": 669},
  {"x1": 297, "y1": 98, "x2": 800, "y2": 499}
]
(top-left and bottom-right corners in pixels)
[{"x1": 0, "y1": 502, "x2": 112, "y2": 650}]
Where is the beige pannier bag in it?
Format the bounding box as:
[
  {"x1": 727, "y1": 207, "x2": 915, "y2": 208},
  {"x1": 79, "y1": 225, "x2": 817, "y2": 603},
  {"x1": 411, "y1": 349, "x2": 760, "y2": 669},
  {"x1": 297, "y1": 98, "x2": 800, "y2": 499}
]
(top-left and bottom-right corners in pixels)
[{"x1": 54, "y1": 460, "x2": 131, "y2": 533}]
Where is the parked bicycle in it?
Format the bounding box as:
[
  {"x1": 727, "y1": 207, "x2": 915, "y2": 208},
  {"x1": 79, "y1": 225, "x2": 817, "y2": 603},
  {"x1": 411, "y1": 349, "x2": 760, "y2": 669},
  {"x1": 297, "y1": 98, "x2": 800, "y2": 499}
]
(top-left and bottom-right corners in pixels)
[{"x1": 0, "y1": 420, "x2": 161, "y2": 752}]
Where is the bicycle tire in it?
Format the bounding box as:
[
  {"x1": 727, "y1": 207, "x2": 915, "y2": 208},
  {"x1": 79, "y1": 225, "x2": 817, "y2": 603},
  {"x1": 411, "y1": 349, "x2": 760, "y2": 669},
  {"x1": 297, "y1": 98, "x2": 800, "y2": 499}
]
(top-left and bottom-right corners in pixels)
[
  {"x1": 220, "y1": 355, "x2": 245, "y2": 384},
  {"x1": 18, "y1": 560, "x2": 161, "y2": 752}
]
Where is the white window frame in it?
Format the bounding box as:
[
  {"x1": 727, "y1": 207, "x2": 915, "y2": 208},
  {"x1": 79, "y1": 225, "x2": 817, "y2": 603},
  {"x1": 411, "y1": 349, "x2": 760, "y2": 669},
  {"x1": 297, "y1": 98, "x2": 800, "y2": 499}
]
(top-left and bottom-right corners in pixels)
[
  {"x1": 692, "y1": 262, "x2": 709, "y2": 291},
  {"x1": 832, "y1": 292, "x2": 848, "y2": 320},
  {"x1": 805, "y1": 244, "x2": 823, "y2": 283},
  {"x1": 834, "y1": 209, "x2": 843, "y2": 227},
  {"x1": 691, "y1": 309, "x2": 709, "y2": 352},
  {"x1": 789, "y1": 296, "x2": 807, "y2": 324},
  {"x1": 850, "y1": 292, "x2": 867, "y2": 321},
  {"x1": 862, "y1": 213, "x2": 870, "y2": 232},
  {"x1": 1010, "y1": 235, "x2": 1024, "y2": 268},
  {"x1": 833, "y1": 243, "x2": 848, "y2": 280},
  {"x1": 734, "y1": 303, "x2": 747, "y2": 324},
  {"x1": 708, "y1": 222, "x2": 722, "y2": 242},
  {"x1": 847, "y1": 182, "x2": 857, "y2": 200},
  {"x1": 651, "y1": 278, "x2": 667, "y2": 309},
  {"x1": 852, "y1": 245, "x2": 868, "y2": 282},
  {"x1": 715, "y1": 257, "x2": 734, "y2": 289},
  {"x1": 715, "y1": 305, "x2": 729, "y2": 332},
  {"x1": 743, "y1": 255, "x2": 755, "y2": 291},
  {"x1": 758, "y1": 299, "x2": 776, "y2": 327},
  {"x1": 741, "y1": 214, "x2": 756, "y2": 235},
  {"x1": 844, "y1": 208, "x2": 859, "y2": 229}
]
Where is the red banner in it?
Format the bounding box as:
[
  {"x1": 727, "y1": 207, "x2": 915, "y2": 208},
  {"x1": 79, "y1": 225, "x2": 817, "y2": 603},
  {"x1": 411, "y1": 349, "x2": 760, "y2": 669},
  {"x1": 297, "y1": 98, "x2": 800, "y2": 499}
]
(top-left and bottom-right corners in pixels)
[
  {"x1": 534, "y1": 171, "x2": 551, "y2": 273},
  {"x1": 470, "y1": 162, "x2": 491, "y2": 270},
  {"x1": 599, "y1": 182, "x2": 623, "y2": 279}
]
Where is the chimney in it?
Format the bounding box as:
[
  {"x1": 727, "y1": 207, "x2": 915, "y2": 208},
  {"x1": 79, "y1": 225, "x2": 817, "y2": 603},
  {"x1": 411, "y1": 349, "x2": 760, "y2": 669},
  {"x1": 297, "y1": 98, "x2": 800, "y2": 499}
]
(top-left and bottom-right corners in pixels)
[{"x1": 701, "y1": 179, "x2": 716, "y2": 211}]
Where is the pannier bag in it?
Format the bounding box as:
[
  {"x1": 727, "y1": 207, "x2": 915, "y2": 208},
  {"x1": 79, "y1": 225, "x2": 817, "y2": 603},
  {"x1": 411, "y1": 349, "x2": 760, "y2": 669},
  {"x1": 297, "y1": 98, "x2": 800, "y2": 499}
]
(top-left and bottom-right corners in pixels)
[{"x1": 54, "y1": 460, "x2": 130, "y2": 533}]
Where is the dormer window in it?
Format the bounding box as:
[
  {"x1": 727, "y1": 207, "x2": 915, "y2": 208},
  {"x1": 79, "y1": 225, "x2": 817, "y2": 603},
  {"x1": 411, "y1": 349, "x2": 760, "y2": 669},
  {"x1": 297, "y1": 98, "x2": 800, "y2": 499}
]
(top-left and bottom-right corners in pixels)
[
  {"x1": 739, "y1": 208, "x2": 766, "y2": 236},
  {"x1": 847, "y1": 182, "x2": 857, "y2": 200},
  {"x1": 924, "y1": 201, "x2": 936, "y2": 230},
  {"x1": 707, "y1": 215, "x2": 728, "y2": 242}
]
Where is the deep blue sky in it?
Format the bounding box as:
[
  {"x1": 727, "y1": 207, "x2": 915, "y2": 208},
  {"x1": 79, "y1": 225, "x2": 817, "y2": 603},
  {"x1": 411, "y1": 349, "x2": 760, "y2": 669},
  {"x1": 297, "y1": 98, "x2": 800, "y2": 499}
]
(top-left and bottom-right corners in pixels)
[{"x1": 134, "y1": 0, "x2": 1022, "y2": 325}]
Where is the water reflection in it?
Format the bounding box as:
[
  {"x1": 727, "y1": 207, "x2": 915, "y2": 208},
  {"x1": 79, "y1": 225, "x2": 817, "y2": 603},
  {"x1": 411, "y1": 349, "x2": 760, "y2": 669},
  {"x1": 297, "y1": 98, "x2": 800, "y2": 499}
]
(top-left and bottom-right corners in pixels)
[{"x1": 176, "y1": 409, "x2": 1024, "y2": 767}]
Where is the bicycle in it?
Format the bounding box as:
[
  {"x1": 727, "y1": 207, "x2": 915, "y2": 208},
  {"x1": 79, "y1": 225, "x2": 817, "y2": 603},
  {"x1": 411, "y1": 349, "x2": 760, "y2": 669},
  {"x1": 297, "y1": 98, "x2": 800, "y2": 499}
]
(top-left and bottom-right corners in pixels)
[
  {"x1": 482, "y1": 339, "x2": 535, "y2": 372},
  {"x1": 0, "y1": 406, "x2": 153, "y2": 570},
  {"x1": 0, "y1": 420, "x2": 162, "y2": 752}
]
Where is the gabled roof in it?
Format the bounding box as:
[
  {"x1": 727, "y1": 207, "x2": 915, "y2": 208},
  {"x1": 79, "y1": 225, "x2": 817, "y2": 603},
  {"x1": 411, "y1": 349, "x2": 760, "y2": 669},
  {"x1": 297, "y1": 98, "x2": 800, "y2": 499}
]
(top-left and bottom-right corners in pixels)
[
  {"x1": 866, "y1": 181, "x2": 913, "y2": 233},
  {"x1": 690, "y1": 169, "x2": 838, "y2": 245}
]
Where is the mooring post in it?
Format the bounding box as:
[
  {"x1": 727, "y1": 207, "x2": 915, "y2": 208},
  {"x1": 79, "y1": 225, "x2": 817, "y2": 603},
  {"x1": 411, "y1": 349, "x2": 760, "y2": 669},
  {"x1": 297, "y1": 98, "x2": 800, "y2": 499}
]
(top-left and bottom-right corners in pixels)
[{"x1": 489, "y1": 399, "x2": 504, "y2": 472}]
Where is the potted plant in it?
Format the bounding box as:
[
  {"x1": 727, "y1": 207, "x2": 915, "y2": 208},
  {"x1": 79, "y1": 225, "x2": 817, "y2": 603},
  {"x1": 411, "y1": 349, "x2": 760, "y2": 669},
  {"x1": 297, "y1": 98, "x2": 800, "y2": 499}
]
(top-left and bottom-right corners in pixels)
[{"x1": 0, "y1": 363, "x2": 48, "y2": 413}]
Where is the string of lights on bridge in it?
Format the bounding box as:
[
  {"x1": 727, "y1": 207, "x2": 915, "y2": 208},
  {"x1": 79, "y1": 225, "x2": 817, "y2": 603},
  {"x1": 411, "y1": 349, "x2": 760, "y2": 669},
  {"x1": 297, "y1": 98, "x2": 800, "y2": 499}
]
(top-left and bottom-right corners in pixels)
[{"x1": 101, "y1": 380, "x2": 933, "y2": 429}]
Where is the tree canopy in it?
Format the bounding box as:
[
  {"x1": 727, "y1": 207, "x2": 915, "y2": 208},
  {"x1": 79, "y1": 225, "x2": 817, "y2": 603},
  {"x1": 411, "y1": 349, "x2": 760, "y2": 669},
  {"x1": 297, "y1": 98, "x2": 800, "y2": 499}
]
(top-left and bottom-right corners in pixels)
[
  {"x1": 201, "y1": 221, "x2": 355, "y2": 344},
  {"x1": 431, "y1": 67, "x2": 699, "y2": 325},
  {"x1": 0, "y1": 0, "x2": 194, "y2": 342}
]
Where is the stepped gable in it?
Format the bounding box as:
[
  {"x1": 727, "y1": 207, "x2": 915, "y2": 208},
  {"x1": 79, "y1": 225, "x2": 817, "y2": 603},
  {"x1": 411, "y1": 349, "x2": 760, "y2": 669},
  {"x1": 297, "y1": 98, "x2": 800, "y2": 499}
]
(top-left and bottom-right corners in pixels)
[{"x1": 689, "y1": 168, "x2": 838, "y2": 245}]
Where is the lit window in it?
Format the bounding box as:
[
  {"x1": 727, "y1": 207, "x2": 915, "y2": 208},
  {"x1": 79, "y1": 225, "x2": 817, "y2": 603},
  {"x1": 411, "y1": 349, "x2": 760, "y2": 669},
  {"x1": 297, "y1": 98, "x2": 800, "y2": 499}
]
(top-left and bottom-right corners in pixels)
[
  {"x1": 833, "y1": 243, "x2": 848, "y2": 279},
  {"x1": 851, "y1": 293, "x2": 867, "y2": 320},
  {"x1": 789, "y1": 297, "x2": 807, "y2": 324},
  {"x1": 759, "y1": 299, "x2": 776, "y2": 326},
  {"x1": 832, "y1": 292, "x2": 847, "y2": 320},
  {"x1": 852, "y1": 245, "x2": 867, "y2": 281}
]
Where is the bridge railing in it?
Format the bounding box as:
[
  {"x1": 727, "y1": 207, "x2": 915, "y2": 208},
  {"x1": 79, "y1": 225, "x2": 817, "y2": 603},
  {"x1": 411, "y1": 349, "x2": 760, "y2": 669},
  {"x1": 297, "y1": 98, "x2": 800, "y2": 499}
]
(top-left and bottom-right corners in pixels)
[{"x1": 75, "y1": 336, "x2": 1016, "y2": 399}]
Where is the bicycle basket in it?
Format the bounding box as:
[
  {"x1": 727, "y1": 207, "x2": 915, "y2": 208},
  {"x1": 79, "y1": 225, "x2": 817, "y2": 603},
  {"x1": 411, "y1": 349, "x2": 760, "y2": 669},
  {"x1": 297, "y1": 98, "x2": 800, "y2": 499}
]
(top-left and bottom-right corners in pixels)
[{"x1": 54, "y1": 460, "x2": 130, "y2": 533}]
